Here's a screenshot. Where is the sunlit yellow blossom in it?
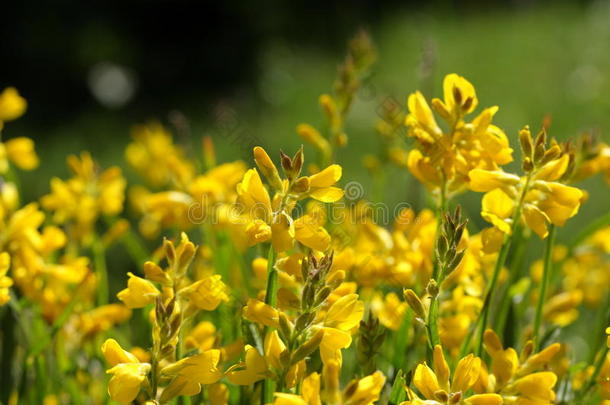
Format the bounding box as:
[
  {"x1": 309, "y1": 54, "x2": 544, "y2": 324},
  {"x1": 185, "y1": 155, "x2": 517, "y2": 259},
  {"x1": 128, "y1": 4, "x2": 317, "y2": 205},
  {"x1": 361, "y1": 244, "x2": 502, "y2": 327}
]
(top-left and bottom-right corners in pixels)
[
  {"x1": 226, "y1": 344, "x2": 268, "y2": 385},
  {"x1": 117, "y1": 272, "x2": 160, "y2": 308},
  {"x1": 0, "y1": 87, "x2": 27, "y2": 128},
  {"x1": 469, "y1": 129, "x2": 583, "y2": 238},
  {"x1": 102, "y1": 339, "x2": 151, "y2": 404},
  {"x1": 405, "y1": 74, "x2": 512, "y2": 197},
  {"x1": 406, "y1": 345, "x2": 499, "y2": 405},
  {"x1": 182, "y1": 274, "x2": 229, "y2": 310}
]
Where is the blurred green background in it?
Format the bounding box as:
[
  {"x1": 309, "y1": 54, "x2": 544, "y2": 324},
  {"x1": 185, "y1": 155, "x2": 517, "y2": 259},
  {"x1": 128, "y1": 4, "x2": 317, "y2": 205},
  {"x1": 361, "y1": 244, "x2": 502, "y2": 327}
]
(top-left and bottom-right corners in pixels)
[{"x1": 3, "y1": 0, "x2": 609, "y2": 240}]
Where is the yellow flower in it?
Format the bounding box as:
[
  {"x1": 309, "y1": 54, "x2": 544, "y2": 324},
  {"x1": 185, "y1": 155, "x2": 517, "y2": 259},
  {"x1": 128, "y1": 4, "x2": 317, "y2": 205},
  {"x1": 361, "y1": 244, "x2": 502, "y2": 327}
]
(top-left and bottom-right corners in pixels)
[
  {"x1": 405, "y1": 74, "x2": 512, "y2": 196},
  {"x1": 469, "y1": 131, "x2": 583, "y2": 239},
  {"x1": 242, "y1": 298, "x2": 280, "y2": 328},
  {"x1": 182, "y1": 275, "x2": 229, "y2": 311},
  {"x1": 371, "y1": 292, "x2": 408, "y2": 331},
  {"x1": 319, "y1": 293, "x2": 364, "y2": 366},
  {"x1": 226, "y1": 344, "x2": 268, "y2": 385},
  {"x1": 407, "y1": 345, "x2": 501, "y2": 405},
  {"x1": 125, "y1": 122, "x2": 195, "y2": 188},
  {"x1": 481, "y1": 330, "x2": 559, "y2": 403},
  {"x1": 117, "y1": 272, "x2": 160, "y2": 308},
  {"x1": 185, "y1": 321, "x2": 217, "y2": 352},
  {"x1": 0, "y1": 87, "x2": 27, "y2": 128},
  {"x1": 2, "y1": 137, "x2": 39, "y2": 171},
  {"x1": 101, "y1": 339, "x2": 151, "y2": 404},
  {"x1": 160, "y1": 350, "x2": 223, "y2": 399},
  {"x1": 41, "y1": 152, "x2": 126, "y2": 244},
  {"x1": 0, "y1": 252, "x2": 13, "y2": 306},
  {"x1": 233, "y1": 147, "x2": 341, "y2": 252},
  {"x1": 342, "y1": 371, "x2": 386, "y2": 405}
]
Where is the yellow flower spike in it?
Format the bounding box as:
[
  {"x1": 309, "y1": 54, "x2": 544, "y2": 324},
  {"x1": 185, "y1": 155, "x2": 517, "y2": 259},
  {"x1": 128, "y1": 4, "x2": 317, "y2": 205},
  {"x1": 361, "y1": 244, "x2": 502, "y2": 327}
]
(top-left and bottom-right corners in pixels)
[
  {"x1": 116, "y1": 272, "x2": 160, "y2": 309},
  {"x1": 254, "y1": 146, "x2": 283, "y2": 190},
  {"x1": 226, "y1": 345, "x2": 267, "y2": 385},
  {"x1": 160, "y1": 350, "x2": 223, "y2": 385},
  {"x1": 182, "y1": 275, "x2": 229, "y2": 311},
  {"x1": 0, "y1": 87, "x2": 27, "y2": 123},
  {"x1": 4, "y1": 137, "x2": 39, "y2": 170},
  {"x1": 325, "y1": 293, "x2": 364, "y2": 330},
  {"x1": 242, "y1": 298, "x2": 280, "y2": 328},
  {"x1": 413, "y1": 362, "x2": 441, "y2": 399}
]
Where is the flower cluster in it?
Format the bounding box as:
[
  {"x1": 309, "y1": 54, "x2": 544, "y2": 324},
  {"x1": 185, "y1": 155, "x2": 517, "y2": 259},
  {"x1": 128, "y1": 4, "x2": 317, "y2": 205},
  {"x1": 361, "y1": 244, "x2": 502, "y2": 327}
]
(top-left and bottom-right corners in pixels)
[{"x1": 2, "y1": 34, "x2": 610, "y2": 405}]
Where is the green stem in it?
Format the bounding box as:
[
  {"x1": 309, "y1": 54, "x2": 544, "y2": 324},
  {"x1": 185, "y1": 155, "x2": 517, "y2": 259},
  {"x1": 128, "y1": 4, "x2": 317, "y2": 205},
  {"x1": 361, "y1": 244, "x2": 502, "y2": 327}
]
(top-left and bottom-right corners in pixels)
[
  {"x1": 262, "y1": 245, "x2": 277, "y2": 405},
  {"x1": 581, "y1": 345, "x2": 609, "y2": 399},
  {"x1": 475, "y1": 235, "x2": 512, "y2": 356},
  {"x1": 474, "y1": 173, "x2": 532, "y2": 357},
  {"x1": 494, "y1": 225, "x2": 526, "y2": 337},
  {"x1": 533, "y1": 225, "x2": 556, "y2": 350}
]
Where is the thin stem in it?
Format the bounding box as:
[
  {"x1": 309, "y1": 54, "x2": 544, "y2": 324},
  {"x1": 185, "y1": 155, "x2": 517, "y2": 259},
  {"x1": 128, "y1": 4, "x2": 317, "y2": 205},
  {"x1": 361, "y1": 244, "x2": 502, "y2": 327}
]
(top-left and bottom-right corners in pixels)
[
  {"x1": 262, "y1": 245, "x2": 277, "y2": 405},
  {"x1": 474, "y1": 173, "x2": 533, "y2": 356},
  {"x1": 533, "y1": 225, "x2": 556, "y2": 350},
  {"x1": 581, "y1": 345, "x2": 609, "y2": 399},
  {"x1": 475, "y1": 236, "x2": 512, "y2": 356}
]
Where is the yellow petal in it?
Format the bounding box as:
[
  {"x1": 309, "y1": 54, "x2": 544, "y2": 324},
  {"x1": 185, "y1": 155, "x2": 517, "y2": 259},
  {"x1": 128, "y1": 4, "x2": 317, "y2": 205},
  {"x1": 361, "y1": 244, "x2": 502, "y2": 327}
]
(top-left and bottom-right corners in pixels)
[
  {"x1": 4, "y1": 137, "x2": 38, "y2": 170},
  {"x1": 116, "y1": 272, "x2": 160, "y2": 309},
  {"x1": 413, "y1": 363, "x2": 440, "y2": 399},
  {"x1": 226, "y1": 345, "x2": 267, "y2": 385},
  {"x1": 465, "y1": 394, "x2": 503, "y2": 405},
  {"x1": 101, "y1": 338, "x2": 139, "y2": 366},
  {"x1": 309, "y1": 186, "x2": 344, "y2": 202},
  {"x1": 243, "y1": 298, "x2": 279, "y2": 328},
  {"x1": 308, "y1": 165, "x2": 342, "y2": 188},
  {"x1": 523, "y1": 204, "x2": 550, "y2": 239},
  {"x1": 469, "y1": 169, "x2": 520, "y2": 192},
  {"x1": 325, "y1": 294, "x2": 364, "y2": 330},
  {"x1": 0, "y1": 87, "x2": 27, "y2": 122},
  {"x1": 294, "y1": 215, "x2": 330, "y2": 252}
]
